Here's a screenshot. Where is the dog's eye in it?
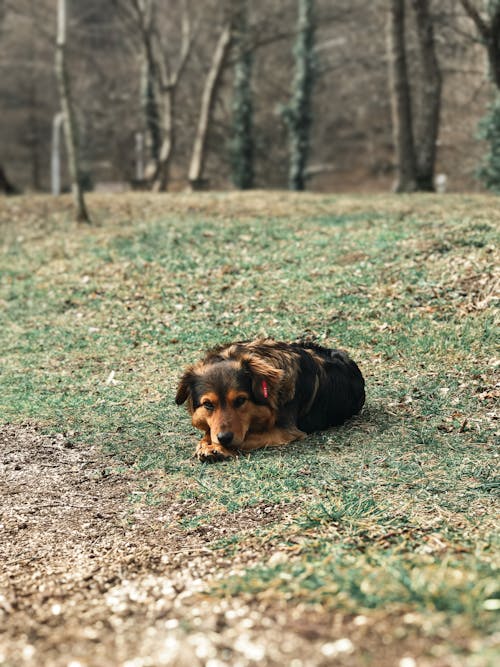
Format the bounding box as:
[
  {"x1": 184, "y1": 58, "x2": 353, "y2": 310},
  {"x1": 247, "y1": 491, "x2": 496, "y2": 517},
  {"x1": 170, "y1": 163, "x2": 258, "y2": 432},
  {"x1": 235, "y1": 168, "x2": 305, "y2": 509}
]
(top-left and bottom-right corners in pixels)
[
  {"x1": 233, "y1": 396, "x2": 247, "y2": 408},
  {"x1": 202, "y1": 400, "x2": 215, "y2": 411}
]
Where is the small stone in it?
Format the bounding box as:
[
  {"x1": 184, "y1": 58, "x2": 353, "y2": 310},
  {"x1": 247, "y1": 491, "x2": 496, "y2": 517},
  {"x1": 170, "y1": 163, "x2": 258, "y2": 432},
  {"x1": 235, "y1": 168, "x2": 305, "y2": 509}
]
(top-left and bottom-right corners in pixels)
[
  {"x1": 399, "y1": 658, "x2": 417, "y2": 667},
  {"x1": 321, "y1": 638, "x2": 354, "y2": 657}
]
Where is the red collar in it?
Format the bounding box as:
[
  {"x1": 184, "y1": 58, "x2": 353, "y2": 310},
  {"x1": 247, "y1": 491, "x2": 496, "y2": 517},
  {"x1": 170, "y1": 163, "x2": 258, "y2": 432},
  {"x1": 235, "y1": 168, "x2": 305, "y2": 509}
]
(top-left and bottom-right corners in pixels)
[{"x1": 262, "y1": 380, "x2": 269, "y2": 398}]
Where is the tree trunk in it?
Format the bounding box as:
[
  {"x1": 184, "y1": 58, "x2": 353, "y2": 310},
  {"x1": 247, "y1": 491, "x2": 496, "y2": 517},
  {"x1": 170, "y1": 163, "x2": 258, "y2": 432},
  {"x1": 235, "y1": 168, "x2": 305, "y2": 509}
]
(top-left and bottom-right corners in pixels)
[
  {"x1": 0, "y1": 165, "x2": 17, "y2": 194},
  {"x1": 387, "y1": 0, "x2": 417, "y2": 193},
  {"x1": 141, "y1": 51, "x2": 161, "y2": 162},
  {"x1": 128, "y1": 0, "x2": 192, "y2": 192},
  {"x1": 411, "y1": 0, "x2": 442, "y2": 191},
  {"x1": 138, "y1": 0, "x2": 161, "y2": 163},
  {"x1": 486, "y1": 3, "x2": 500, "y2": 89},
  {"x1": 230, "y1": 0, "x2": 254, "y2": 190},
  {"x1": 55, "y1": 0, "x2": 90, "y2": 223},
  {"x1": 282, "y1": 0, "x2": 316, "y2": 191},
  {"x1": 188, "y1": 24, "x2": 232, "y2": 190},
  {"x1": 460, "y1": 2, "x2": 500, "y2": 190},
  {"x1": 460, "y1": 0, "x2": 500, "y2": 89},
  {"x1": 28, "y1": 0, "x2": 41, "y2": 190},
  {"x1": 152, "y1": 86, "x2": 174, "y2": 192},
  {"x1": 51, "y1": 112, "x2": 64, "y2": 195}
]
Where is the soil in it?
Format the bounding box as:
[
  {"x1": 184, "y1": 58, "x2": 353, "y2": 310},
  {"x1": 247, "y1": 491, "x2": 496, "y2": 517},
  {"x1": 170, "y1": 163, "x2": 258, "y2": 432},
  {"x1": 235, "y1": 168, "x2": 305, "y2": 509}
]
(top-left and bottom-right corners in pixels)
[{"x1": 0, "y1": 424, "x2": 481, "y2": 667}]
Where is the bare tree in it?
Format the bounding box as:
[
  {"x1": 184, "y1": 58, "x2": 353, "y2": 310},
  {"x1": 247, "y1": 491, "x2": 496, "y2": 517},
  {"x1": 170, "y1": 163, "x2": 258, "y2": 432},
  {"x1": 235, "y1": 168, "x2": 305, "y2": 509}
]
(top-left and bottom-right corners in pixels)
[
  {"x1": 137, "y1": 0, "x2": 160, "y2": 164},
  {"x1": 282, "y1": 0, "x2": 316, "y2": 191},
  {"x1": 123, "y1": 0, "x2": 194, "y2": 191},
  {"x1": 460, "y1": 0, "x2": 500, "y2": 88},
  {"x1": 0, "y1": 164, "x2": 17, "y2": 194},
  {"x1": 0, "y1": 0, "x2": 16, "y2": 193},
  {"x1": 386, "y1": 0, "x2": 442, "y2": 192},
  {"x1": 55, "y1": 0, "x2": 90, "y2": 223},
  {"x1": 230, "y1": 0, "x2": 254, "y2": 190},
  {"x1": 458, "y1": 2, "x2": 500, "y2": 190},
  {"x1": 387, "y1": 0, "x2": 417, "y2": 192},
  {"x1": 188, "y1": 23, "x2": 232, "y2": 190},
  {"x1": 412, "y1": 0, "x2": 442, "y2": 191}
]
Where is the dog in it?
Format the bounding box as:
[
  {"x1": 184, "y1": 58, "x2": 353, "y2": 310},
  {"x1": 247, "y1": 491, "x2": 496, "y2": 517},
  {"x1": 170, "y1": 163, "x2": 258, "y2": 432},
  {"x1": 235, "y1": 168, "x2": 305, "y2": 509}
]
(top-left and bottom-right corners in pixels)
[{"x1": 176, "y1": 339, "x2": 365, "y2": 462}]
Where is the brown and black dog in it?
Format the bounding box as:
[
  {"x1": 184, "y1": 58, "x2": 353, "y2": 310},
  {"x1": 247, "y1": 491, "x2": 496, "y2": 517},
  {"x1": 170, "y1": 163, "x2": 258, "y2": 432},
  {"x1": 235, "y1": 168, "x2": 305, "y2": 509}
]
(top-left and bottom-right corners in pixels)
[{"x1": 176, "y1": 339, "x2": 365, "y2": 462}]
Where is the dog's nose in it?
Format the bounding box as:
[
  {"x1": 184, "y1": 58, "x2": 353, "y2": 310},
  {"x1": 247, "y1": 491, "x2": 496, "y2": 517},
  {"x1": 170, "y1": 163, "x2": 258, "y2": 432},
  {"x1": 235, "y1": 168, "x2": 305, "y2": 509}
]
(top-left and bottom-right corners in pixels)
[{"x1": 217, "y1": 431, "x2": 234, "y2": 447}]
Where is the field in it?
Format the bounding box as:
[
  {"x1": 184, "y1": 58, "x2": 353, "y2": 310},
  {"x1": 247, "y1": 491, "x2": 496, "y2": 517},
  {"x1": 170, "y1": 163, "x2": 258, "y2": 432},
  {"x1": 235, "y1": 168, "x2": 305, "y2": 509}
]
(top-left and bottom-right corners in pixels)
[{"x1": 0, "y1": 192, "x2": 498, "y2": 667}]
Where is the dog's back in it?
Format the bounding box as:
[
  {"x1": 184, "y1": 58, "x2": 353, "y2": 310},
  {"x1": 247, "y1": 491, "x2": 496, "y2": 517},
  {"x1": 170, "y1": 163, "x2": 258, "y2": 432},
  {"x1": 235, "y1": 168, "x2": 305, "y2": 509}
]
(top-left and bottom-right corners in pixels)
[{"x1": 293, "y1": 343, "x2": 365, "y2": 432}]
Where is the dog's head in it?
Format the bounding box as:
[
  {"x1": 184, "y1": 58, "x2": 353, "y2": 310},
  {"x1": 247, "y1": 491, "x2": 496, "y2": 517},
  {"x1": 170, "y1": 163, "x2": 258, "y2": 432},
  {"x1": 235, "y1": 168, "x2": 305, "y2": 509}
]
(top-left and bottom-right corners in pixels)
[{"x1": 175, "y1": 353, "x2": 283, "y2": 448}]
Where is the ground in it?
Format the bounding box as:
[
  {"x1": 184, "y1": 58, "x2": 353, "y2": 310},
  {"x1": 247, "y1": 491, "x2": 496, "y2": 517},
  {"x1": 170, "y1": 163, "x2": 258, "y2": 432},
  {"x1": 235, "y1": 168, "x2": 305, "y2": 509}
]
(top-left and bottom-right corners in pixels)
[
  {"x1": 0, "y1": 193, "x2": 498, "y2": 666},
  {"x1": 3, "y1": 423, "x2": 492, "y2": 667}
]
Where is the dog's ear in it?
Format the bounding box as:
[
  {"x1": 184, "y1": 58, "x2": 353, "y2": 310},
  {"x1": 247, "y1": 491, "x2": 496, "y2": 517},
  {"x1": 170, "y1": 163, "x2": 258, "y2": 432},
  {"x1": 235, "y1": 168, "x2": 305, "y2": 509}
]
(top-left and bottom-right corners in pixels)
[
  {"x1": 241, "y1": 354, "x2": 283, "y2": 404},
  {"x1": 175, "y1": 367, "x2": 196, "y2": 406}
]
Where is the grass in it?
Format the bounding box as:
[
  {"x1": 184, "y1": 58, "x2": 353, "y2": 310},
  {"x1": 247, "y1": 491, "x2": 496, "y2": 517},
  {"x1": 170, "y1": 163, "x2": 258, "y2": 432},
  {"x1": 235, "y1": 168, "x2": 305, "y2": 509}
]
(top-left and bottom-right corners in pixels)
[{"x1": 1, "y1": 191, "x2": 499, "y2": 663}]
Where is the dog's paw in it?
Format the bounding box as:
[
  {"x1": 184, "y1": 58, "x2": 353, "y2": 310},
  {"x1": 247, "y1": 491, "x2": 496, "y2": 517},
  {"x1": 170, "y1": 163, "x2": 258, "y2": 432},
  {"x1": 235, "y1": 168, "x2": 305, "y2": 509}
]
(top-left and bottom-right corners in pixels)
[{"x1": 196, "y1": 438, "x2": 237, "y2": 463}]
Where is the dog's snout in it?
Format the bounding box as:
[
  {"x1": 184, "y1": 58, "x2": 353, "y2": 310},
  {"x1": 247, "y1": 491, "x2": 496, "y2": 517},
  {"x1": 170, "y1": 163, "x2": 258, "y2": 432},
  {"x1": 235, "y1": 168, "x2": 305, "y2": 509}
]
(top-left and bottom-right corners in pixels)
[{"x1": 217, "y1": 431, "x2": 234, "y2": 447}]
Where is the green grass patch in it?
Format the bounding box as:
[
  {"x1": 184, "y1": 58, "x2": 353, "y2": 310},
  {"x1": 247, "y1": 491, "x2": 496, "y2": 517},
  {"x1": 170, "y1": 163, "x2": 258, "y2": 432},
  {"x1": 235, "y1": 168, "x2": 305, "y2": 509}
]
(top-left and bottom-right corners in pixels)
[{"x1": 213, "y1": 540, "x2": 499, "y2": 629}]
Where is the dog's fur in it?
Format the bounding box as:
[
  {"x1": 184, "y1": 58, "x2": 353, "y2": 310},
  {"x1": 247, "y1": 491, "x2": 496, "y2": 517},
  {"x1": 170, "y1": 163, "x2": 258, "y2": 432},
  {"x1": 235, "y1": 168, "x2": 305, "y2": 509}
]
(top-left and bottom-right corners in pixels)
[{"x1": 176, "y1": 339, "x2": 365, "y2": 462}]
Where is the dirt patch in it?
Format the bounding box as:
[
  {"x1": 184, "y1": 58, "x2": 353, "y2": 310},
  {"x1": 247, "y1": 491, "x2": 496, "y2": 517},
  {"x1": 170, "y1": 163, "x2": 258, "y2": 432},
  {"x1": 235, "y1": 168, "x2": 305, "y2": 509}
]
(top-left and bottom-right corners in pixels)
[{"x1": 0, "y1": 424, "x2": 490, "y2": 667}]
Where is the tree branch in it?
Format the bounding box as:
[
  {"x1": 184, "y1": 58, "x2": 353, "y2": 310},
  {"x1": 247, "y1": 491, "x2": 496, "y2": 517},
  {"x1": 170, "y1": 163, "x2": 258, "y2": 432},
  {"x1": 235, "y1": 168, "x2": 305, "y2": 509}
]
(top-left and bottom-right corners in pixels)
[
  {"x1": 170, "y1": 0, "x2": 193, "y2": 87},
  {"x1": 459, "y1": 0, "x2": 491, "y2": 40}
]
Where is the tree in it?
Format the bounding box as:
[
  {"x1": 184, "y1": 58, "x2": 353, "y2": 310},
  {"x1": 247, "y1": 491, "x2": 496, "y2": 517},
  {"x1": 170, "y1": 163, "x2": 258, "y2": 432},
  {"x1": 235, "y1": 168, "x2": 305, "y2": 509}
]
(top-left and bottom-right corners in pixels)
[
  {"x1": 120, "y1": 0, "x2": 193, "y2": 191},
  {"x1": 0, "y1": 0, "x2": 18, "y2": 193},
  {"x1": 386, "y1": 0, "x2": 442, "y2": 192},
  {"x1": 137, "y1": 0, "x2": 160, "y2": 165},
  {"x1": 459, "y1": 1, "x2": 500, "y2": 190},
  {"x1": 55, "y1": 0, "x2": 90, "y2": 223},
  {"x1": 477, "y1": 93, "x2": 500, "y2": 191},
  {"x1": 230, "y1": 0, "x2": 254, "y2": 190},
  {"x1": 460, "y1": 0, "x2": 500, "y2": 88},
  {"x1": 282, "y1": 0, "x2": 316, "y2": 191},
  {"x1": 411, "y1": 0, "x2": 442, "y2": 191},
  {"x1": 0, "y1": 164, "x2": 17, "y2": 194},
  {"x1": 188, "y1": 22, "x2": 232, "y2": 190},
  {"x1": 387, "y1": 0, "x2": 417, "y2": 192}
]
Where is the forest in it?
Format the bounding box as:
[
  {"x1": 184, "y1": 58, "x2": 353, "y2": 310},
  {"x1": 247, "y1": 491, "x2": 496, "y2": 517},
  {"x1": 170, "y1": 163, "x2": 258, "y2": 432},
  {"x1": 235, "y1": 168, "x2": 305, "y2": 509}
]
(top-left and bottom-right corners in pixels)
[{"x1": 1, "y1": 0, "x2": 500, "y2": 202}]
